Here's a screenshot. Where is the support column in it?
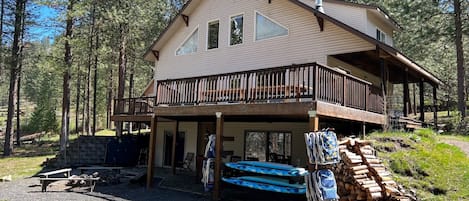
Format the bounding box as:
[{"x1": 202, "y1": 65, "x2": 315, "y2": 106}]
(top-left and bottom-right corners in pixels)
[
  {"x1": 213, "y1": 112, "x2": 224, "y2": 201},
  {"x1": 379, "y1": 57, "x2": 388, "y2": 130},
  {"x1": 171, "y1": 121, "x2": 179, "y2": 175},
  {"x1": 403, "y1": 68, "x2": 409, "y2": 117},
  {"x1": 146, "y1": 115, "x2": 157, "y2": 189},
  {"x1": 419, "y1": 80, "x2": 425, "y2": 122},
  {"x1": 433, "y1": 85, "x2": 438, "y2": 129},
  {"x1": 362, "y1": 122, "x2": 366, "y2": 140},
  {"x1": 308, "y1": 110, "x2": 319, "y2": 132}
]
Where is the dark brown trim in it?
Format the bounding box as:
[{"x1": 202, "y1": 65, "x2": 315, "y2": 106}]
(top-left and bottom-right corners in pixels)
[
  {"x1": 181, "y1": 14, "x2": 189, "y2": 27},
  {"x1": 213, "y1": 112, "x2": 224, "y2": 201},
  {"x1": 152, "y1": 50, "x2": 159, "y2": 61},
  {"x1": 146, "y1": 116, "x2": 157, "y2": 189},
  {"x1": 289, "y1": 0, "x2": 441, "y2": 86},
  {"x1": 419, "y1": 80, "x2": 425, "y2": 122},
  {"x1": 144, "y1": 0, "x2": 194, "y2": 60},
  {"x1": 171, "y1": 121, "x2": 179, "y2": 175},
  {"x1": 314, "y1": 14, "x2": 324, "y2": 31}
]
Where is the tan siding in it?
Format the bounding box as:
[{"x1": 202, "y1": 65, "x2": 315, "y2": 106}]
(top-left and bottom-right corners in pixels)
[
  {"x1": 322, "y1": 2, "x2": 367, "y2": 33},
  {"x1": 155, "y1": 122, "x2": 198, "y2": 170},
  {"x1": 366, "y1": 11, "x2": 394, "y2": 46},
  {"x1": 222, "y1": 122, "x2": 309, "y2": 167},
  {"x1": 327, "y1": 56, "x2": 381, "y2": 86},
  {"x1": 156, "y1": 0, "x2": 374, "y2": 80}
]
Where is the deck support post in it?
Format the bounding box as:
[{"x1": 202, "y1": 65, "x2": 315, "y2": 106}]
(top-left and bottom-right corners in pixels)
[
  {"x1": 433, "y1": 85, "x2": 438, "y2": 130},
  {"x1": 308, "y1": 110, "x2": 319, "y2": 131},
  {"x1": 213, "y1": 112, "x2": 224, "y2": 201},
  {"x1": 403, "y1": 68, "x2": 409, "y2": 117},
  {"x1": 379, "y1": 56, "x2": 388, "y2": 131},
  {"x1": 146, "y1": 115, "x2": 158, "y2": 189},
  {"x1": 171, "y1": 120, "x2": 179, "y2": 175},
  {"x1": 419, "y1": 80, "x2": 425, "y2": 122},
  {"x1": 361, "y1": 122, "x2": 366, "y2": 140}
]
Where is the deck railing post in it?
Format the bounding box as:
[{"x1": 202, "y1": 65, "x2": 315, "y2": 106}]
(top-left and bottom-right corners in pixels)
[
  {"x1": 313, "y1": 63, "x2": 318, "y2": 101},
  {"x1": 365, "y1": 85, "x2": 369, "y2": 112},
  {"x1": 343, "y1": 75, "x2": 347, "y2": 106}
]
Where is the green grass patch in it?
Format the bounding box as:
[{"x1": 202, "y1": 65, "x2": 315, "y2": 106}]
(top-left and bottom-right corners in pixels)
[
  {"x1": 368, "y1": 129, "x2": 469, "y2": 200},
  {"x1": 0, "y1": 155, "x2": 53, "y2": 180}
]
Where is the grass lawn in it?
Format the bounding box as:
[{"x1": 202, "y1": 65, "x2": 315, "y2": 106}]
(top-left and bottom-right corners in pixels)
[
  {"x1": 368, "y1": 129, "x2": 469, "y2": 200},
  {"x1": 0, "y1": 155, "x2": 53, "y2": 180}
]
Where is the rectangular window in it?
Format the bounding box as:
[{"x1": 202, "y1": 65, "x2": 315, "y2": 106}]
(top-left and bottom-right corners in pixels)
[
  {"x1": 230, "y1": 14, "x2": 243, "y2": 46},
  {"x1": 376, "y1": 29, "x2": 386, "y2": 43},
  {"x1": 244, "y1": 131, "x2": 292, "y2": 163},
  {"x1": 207, "y1": 20, "x2": 219, "y2": 49}
]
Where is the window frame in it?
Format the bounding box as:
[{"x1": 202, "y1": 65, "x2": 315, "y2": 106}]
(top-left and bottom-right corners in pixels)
[
  {"x1": 228, "y1": 13, "x2": 245, "y2": 47},
  {"x1": 376, "y1": 28, "x2": 386, "y2": 43},
  {"x1": 175, "y1": 25, "x2": 200, "y2": 56},
  {"x1": 206, "y1": 19, "x2": 220, "y2": 51},
  {"x1": 243, "y1": 130, "x2": 292, "y2": 162},
  {"x1": 254, "y1": 10, "x2": 289, "y2": 42}
]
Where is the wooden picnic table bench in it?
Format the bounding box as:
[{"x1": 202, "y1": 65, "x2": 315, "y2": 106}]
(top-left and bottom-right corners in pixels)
[
  {"x1": 39, "y1": 177, "x2": 100, "y2": 192},
  {"x1": 38, "y1": 168, "x2": 72, "y2": 178},
  {"x1": 38, "y1": 168, "x2": 100, "y2": 192}
]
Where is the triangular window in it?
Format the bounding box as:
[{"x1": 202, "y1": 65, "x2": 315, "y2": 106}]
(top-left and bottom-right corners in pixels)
[
  {"x1": 176, "y1": 28, "x2": 198, "y2": 55},
  {"x1": 255, "y1": 12, "x2": 288, "y2": 41}
]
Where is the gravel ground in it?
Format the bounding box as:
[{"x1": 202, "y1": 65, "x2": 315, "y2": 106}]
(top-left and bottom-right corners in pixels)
[
  {"x1": 443, "y1": 139, "x2": 469, "y2": 156},
  {"x1": 0, "y1": 177, "x2": 209, "y2": 201}
]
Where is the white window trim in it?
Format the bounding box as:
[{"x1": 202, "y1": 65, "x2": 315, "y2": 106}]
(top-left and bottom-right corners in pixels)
[
  {"x1": 206, "y1": 19, "x2": 220, "y2": 51},
  {"x1": 175, "y1": 25, "x2": 200, "y2": 56},
  {"x1": 253, "y1": 10, "x2": 289, "y2": 42},
  {"x1": 228, "y1": 13, "x2": 245, "y2": 47},
  {"x1": 376, "y1": 27, "x2": 386, "y2": 43}
]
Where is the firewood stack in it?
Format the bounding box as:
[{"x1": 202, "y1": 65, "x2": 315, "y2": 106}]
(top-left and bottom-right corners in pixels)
[{"x1": 333, "y1": 139, "x2": 415, "y2": 201}]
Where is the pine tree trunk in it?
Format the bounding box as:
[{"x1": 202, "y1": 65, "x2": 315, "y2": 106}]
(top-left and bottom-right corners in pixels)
[
  {"x1": 106, "y1": 68, "x2": 113, "y2": 129},
  {"x1": 0, "y1": 0, "x2": 5, "y2": 78},
  {"x1": 16, "y1": 0, "x2": 26, "y2": 146},
  {"x1": 454, "y1": 0, "x2": 466, "y2": 118},
  {"x1": 76, "y1": 65, "x2": 81, "y2": 134},
  {"x1": 61, "y1": 0, "x2": 74, "y2": 153},
  {"x1": 85, "y1": 3, "x2": 96, "y2": 135},
  {"x1": 4, "y1": 0, "x2": 25, "y2": 156},
  {"x1": 116, "y1": 23, "x2": 127, "y2": 136},
  {"x1": 92, "y1": 26, "x2": 99, "y2": 136}
]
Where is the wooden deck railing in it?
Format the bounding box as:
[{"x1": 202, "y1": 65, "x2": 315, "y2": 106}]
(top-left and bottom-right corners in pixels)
[
  {"x1": 113, "y1": 96, "x2": 155, "y2": 115},
  {"x1": 114, "y1": 63, "x2": 384, "y2": 115}
]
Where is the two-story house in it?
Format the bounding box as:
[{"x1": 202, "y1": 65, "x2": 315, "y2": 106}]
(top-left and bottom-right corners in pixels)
[{"x1": 111, "y1": 0, "x2": 441, "y2": 196}]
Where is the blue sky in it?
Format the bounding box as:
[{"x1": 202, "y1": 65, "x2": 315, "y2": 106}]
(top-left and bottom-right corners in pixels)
[{"x1": 29, "y1": 5, "x2": 61, "y2": 41}]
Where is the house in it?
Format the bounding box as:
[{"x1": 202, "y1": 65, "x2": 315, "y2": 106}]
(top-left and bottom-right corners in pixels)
[{"x1": 111, "y1": 0, "x2": 441, "y2": 199}]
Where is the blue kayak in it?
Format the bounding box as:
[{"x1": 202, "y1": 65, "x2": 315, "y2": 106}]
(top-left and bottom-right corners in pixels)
[
  {"x1": 225, "y1": 161, "x2": 307, "y2": 177},
  {"x1": 222, "y1": 176, "x2": 306, "y2": 194}
]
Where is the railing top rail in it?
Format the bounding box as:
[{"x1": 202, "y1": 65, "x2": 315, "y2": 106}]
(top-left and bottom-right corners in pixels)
[
  {"x1": 114, "y1": 96, "x2": 156, "y2": 101},
  {"x1": 156, "y1": 62, "x2": 373, "y2": 87},
  {"x1": 315, "y1": 63, "x2": 372, "y2": 86}
]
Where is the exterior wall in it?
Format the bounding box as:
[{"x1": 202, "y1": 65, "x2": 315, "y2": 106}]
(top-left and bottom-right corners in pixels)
[
  {"x1": 155, "y1": 122, "x2": 198, "y2": 170},
  {"x1": 327, "y1": 56, "x2": 381, "y2": 87},
  {"x1": 366, "y1": 11, "x2": 394, "y2": 46},
  {"x1": 322, "y1": 1, "x2": 367, "y2": 34},
  {"x1": 154, "y1": 121, "x2": 310, "y2": 168},
  {"x1": 155, "y1": 0, "x2": 374, "y2": 81}
]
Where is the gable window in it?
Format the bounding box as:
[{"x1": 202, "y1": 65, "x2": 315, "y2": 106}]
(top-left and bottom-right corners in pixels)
[
  {"x1": 255, "y1": 12, "x2": 288, "y2": 41},
  {"x1": 176, "y1": 27, "x2": 199, "y2": 55},
  {"x1": 207, "y1": 20, "x2": 219, "y2": 50},
  {"x1": 230, "y1": 14, "x2": 244, "y2": 46},
  {"x1": 244, "y1": 131, "x2": 292, "y2": 163},
  {"x1": 376, "y1": 29, "x2": 386, "y2": 43}
]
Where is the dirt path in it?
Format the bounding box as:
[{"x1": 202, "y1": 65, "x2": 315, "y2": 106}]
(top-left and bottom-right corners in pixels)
[{"x1": 443, "y1": 139, "x2": 469, "y2": 156}]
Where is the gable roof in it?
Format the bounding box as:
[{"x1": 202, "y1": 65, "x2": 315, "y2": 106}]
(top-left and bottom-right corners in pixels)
[{"x1": 143, "y1": 0, "x2": 441, "y2": 86}]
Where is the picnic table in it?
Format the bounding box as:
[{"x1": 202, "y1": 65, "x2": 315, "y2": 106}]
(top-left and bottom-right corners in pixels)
[{"x1": 38, "y1": 168, "x2": 100, "y2": 192}]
